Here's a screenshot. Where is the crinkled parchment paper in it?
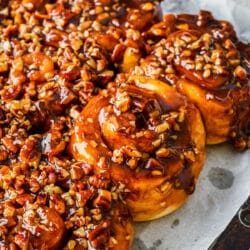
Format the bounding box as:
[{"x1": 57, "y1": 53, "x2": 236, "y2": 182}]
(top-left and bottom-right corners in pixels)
[{"x1": 133, "y1": 1, "x2": 250, "y2": 249}]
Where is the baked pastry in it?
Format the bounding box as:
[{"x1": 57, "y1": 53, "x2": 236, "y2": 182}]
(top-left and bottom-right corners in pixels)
[
  {"x1": 0, "y1": 0, "x2": 163, "y2": 104},
  {"x1": 133, "y1": 11, "x2": 250, "y2": 149},
  {"x1": 0, "y1": 160, "x2": 134, "y2": 249},
  {"x1": 69, "y1": 75, "x2": 206, "y2": 221}
]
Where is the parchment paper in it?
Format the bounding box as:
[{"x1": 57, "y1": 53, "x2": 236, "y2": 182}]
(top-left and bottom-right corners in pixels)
[{"x1": 133, "y1": 1, "x2": 250, "y2": 249}]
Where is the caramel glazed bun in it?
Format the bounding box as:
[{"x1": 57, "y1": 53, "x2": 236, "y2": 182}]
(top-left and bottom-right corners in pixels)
[
  {"x1": 70, "y1": 76, "x2": 206, "y2": 221},
  {"x1": 0, "y1": 162, "x2": 133, "y2": 250},
  {"x1": 133, "y1": 10, "x2": 250, "y2": 150}
]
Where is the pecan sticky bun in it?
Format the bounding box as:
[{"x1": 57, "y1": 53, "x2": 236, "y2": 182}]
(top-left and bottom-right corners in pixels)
[
  {"x1": 133, "y1": 11, "x2": 250, "y2": 150},
  {"x1": 0, "y1": 160, "x2": 134, "y2": 249},
  {"x1": 69, "y1": 76, "x2": 206, "y2": 221}
]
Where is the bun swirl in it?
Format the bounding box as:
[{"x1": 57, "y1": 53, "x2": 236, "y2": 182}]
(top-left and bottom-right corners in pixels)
[{"x1": 70, "y1": 76, "x2": 206, "y2": 221}]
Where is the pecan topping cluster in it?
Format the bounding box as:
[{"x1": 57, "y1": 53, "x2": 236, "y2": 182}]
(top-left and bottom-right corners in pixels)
[
  {"x1": 105, "y1": 85, "x2": 195, "y2": 177},
  {"x1": 0, "y1": 157, "x2": 132, "y2": 249}
]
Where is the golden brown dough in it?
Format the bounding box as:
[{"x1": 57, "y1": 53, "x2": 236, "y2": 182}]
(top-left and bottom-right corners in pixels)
[{"x1": 69, "y1": 76, "x2": 206, "y2": 221}]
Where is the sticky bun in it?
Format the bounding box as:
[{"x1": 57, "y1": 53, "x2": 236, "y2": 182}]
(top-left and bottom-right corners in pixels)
[
  {"x1": 133, "y1": 11, "x2": 250, "y2": 149},
  {"x1": 0, "y1": 160, "x2": 133, "y2": 249},
  {"x1": 69, "y1": 76, "x2": 206, "y2": 221}
]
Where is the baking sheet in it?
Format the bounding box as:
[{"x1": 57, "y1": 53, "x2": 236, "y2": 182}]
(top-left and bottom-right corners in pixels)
[{"x1": 133, "y1": 0, "x2": 250, "y2": 249}]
